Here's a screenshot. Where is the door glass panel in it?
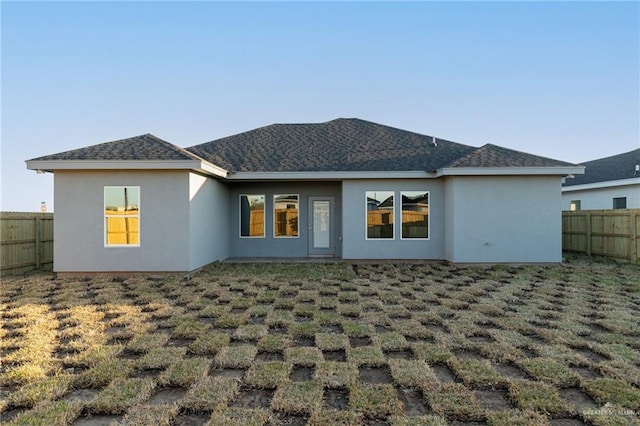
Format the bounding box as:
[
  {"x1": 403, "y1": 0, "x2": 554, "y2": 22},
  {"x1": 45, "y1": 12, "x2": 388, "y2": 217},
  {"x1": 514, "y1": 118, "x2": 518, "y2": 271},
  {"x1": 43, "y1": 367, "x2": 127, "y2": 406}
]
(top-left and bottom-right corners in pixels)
[{"x1": 313, "y1": 201, "x2": 330, "y2": 248}]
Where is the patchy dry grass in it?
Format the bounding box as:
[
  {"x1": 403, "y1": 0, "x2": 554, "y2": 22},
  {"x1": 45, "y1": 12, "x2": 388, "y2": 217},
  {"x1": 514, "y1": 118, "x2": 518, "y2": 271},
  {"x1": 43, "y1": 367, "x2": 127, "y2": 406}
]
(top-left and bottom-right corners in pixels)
[
  {"x1": 181, "y1": 376, "x2": 239, "y2": 412},
  {"x1": 1, "y1": 256, "x2": 639, "y2": 424},
  {"x1": 271, "y1": 380, "x2": 324, "y2": 414}
]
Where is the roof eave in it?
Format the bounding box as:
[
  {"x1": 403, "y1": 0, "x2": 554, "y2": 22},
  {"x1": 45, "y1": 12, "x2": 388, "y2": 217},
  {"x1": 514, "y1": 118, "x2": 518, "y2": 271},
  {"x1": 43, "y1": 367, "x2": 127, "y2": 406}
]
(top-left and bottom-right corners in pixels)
[
  {"x1": 562, "y1": 176, "x2": 640, "y2": 192},
  {"x1": 435, "y1": 166, "x2": 585, "y2": 177},
  {"x1": 226, "y1": 171, "x2": 438, "y2": 180},
  {"x1": 26, "y1": 159, "x2": 228, "y2": 178}
]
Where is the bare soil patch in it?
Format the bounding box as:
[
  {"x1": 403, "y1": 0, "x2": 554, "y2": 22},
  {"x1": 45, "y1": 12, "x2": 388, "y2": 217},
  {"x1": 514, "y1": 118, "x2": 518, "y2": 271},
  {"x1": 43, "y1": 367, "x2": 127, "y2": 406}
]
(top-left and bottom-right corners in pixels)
[
  {"x1": 73, "y1": 415, "x2": 123, "y2": 425},
  {"x1": 398, "y1": 387, "x2": 430, "y2": 416},
  {"x1": 559, "y1": 387, "x2": 598, "y2": 411},
  {"x1": 147, "y1": 388, "x2": 187, "y2": 405},
  {"x1": 359, "y1": 366, "x2": 394, "y2": 384},
  {"x1": 323, "y1": 387, "x2": 349, "y2": 410},
  {"x1": 230, "y1": 388, "x2": 274, "y2": 409},
  {"x1": 474, "y1": 389, "x2": 512, "y2": 410}
]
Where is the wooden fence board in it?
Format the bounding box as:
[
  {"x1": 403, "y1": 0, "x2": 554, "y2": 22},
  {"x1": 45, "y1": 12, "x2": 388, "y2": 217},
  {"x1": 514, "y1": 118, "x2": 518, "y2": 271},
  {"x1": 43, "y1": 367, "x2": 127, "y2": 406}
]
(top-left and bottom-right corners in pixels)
[
  {"x1": 562, "y1": 209, "x2": 640, "y2": 264},
  {"x1": 1, "y1": 212, "x2": 54, "y2": 275}
]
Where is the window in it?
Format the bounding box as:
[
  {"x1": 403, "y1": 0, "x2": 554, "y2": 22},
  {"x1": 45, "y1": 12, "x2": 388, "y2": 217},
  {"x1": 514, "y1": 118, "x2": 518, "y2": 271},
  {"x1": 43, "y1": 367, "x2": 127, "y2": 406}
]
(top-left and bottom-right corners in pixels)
[
  {"x1": 240, "y1": 195, "x2": 265, "y2": 237},
  {"x1": 570, "y1": 200, "x2": 581, "y2": 211},
  {"x1": 401, "y1": 191, "x2": 429, "y2": 239},
  {"x1": 366, "y1": 191, "x2": 394, "y2": 239},
  {"x1": 274, "y1": 194, "x2": 299, "y2": 237},
  {"x1": 105, "y1": 186, "x2": 139, "y2": 246},
  {"x1": 613, "y1": 197, "x2": 627, "y2": 209}
]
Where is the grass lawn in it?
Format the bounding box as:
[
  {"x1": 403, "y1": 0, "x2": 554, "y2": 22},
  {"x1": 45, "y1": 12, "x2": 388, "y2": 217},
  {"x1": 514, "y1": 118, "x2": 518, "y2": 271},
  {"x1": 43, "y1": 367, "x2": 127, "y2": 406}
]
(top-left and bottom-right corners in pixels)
[{"x1": 1, "y1": 254, "x2": 639, "y2": 425}]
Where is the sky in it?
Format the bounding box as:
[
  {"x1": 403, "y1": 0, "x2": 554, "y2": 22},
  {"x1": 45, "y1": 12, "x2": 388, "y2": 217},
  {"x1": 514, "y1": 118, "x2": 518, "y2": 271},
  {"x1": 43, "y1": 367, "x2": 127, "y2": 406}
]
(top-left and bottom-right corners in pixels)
[{"x1": 1, "y1": 1, "x2": 638, "y2": 212}]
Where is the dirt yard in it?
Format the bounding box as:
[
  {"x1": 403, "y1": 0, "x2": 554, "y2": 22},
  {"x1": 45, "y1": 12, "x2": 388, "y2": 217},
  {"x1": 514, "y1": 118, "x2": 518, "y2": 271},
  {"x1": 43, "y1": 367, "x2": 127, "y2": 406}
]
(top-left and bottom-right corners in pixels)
[{"x1": 1, "y1": 255, "x2": 639, "y2": 425}]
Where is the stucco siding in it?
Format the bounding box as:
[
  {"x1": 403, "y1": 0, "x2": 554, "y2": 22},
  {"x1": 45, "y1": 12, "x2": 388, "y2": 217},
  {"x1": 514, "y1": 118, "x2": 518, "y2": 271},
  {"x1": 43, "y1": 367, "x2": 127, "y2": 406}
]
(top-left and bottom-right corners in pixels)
[
  {"x1": 445, "y1": 176, "x2": 562, "y2": 263},
  {"x1": 562, "y1": 183, "x2": 640, "y2": 210},
  {"x1": 189, "y1": 173, "x2": 229, "y2": 270},
  {"x1": 228, "y1": 182, "x2": 342, "y2": 258},
  {"x1": 443, "y1": 179, "x2": 455, "y2": 261},
  {"x1": 341, "y1": 179, "x2": 445, "y2": 260},
  {"x1": 53, "y1": 170, "x2": 190, "y2": 272}
]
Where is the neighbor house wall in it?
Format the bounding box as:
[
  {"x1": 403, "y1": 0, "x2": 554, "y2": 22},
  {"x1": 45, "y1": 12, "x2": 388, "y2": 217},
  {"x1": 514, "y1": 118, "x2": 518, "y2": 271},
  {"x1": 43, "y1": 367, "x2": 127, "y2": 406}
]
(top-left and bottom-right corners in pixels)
[
  {"x1": 189, "y1": 173, "x2": 230, "y2": 270},
  {"x1": 444, "y1": 175, "x2": 562, "y2": 263},
  {"x1": 341, "y1": 179, "x2": 445, "y2": 260},
  {"x1": 53, "y1": 170, "x2": 191, "y2": 272},
  {"x1": 228, "y1": 182, "x2": 342, "y2": 258},
  {"x1": 561, "y1": 183, "x2": 640, "y2": 210}
]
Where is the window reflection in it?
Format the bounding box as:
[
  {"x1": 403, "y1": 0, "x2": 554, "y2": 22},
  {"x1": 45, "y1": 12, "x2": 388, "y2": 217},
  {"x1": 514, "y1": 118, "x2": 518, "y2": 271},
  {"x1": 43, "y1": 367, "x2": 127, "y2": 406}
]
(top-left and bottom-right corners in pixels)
[
  {"x1": 274, "y1": 194, "x2": 299, "y2": 237},
  {"x1": 366, "y1": 191, "x2": 394, "y2": 239},
  {"x1": 240, "y1": 195, "x2": 265, "y2": 237},
  {"x1": 401, "y1": 191, "x2": 429, "y2": 239},
  {"x1": 105, "y1": 187, "x2": 139, "y2": 246}
]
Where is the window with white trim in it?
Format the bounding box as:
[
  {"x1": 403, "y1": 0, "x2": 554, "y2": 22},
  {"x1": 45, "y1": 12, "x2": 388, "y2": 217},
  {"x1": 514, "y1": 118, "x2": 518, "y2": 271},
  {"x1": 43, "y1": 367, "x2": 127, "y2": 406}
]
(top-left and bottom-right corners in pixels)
[
  {"x1": 240, "y1": 194, "x2": 265, "y2": 237},
  {"x1": 274, "y1": 194, "x2": 299, "y2": 237},
  {"x1": 401, "y1": 191, "x2": 429, "y2": 239},
  {"x1": 570, "y1": 200, "x2": 581, "y2": 211},
  {"x1": 366, "y1": 191, "x2": 394, "y2": 239},
  {"x1": 104, "y1": 186, "x2": 140, "y2": 246}
]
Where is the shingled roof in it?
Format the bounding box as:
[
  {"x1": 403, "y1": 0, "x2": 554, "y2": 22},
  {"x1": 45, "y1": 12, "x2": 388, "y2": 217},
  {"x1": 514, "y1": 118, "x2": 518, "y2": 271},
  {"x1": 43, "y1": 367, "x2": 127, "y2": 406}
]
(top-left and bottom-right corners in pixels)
[
  {"x1": 186, "y1": 118, "x2": 477, "y2": 172},
  {"x1": 28, "y1": 133, "x2": 203, "y2": 162},
  {"x1": 563, "y1": 148, "x2": 640, "y2": 186},
  {"x1": 28, "y1": 119, "x2": 579, "y2": 174}
]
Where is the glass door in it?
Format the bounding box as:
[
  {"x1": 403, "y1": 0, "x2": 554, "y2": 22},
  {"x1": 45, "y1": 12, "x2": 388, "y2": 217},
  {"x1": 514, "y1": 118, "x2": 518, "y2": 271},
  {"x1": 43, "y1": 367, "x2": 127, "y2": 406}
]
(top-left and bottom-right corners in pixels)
[{"x1": 308, "y1": 197, "x2": 334, "y2": 256}]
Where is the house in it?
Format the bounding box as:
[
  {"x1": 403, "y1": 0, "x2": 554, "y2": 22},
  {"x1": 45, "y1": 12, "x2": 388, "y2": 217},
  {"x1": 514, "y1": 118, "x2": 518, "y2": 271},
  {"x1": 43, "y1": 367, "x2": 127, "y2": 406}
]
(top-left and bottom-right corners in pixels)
[
  {"x1": 561, "y1": 148, "x2": 640, "y2": 211},
  {"x1": 26, "y1": 118, "x2": 584, "y2": 274}
]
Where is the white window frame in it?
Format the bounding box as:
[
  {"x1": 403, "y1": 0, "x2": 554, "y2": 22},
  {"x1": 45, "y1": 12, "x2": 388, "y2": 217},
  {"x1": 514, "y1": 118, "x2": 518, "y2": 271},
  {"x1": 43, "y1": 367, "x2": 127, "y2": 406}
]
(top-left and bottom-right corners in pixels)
[
  {"x1": 365, "y1": 191, "x2": 395, "y2": 240},
  {"x1": 104, "y1": 186, "x2": 140, "y2": 248},
  {"x1": 239, "y1": 194, "x2": 266, "y2": 238},
  {"x1": 400, "y1": 191, "x2": 430, "y2": 240},
  {"x1": 570, "y1": 200, "x2": 581, "y2": 211},
  {"x1": 273, "y1": 194, "x2": 300, "y2": 238}
]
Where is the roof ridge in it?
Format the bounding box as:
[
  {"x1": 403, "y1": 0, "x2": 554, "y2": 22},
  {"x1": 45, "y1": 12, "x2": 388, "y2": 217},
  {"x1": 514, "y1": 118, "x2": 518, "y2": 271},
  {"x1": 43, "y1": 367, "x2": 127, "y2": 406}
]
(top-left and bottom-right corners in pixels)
[{"x1": 146, "y1": 134, "x2": 208, "y2": 162}]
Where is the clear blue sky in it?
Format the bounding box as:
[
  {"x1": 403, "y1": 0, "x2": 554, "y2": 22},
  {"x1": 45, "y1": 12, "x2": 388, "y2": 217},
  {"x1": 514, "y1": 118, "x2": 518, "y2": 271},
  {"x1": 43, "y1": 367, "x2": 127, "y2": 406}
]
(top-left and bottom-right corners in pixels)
[{"x1": 2, "y1": 1, "x2": 638, "y2": 212}]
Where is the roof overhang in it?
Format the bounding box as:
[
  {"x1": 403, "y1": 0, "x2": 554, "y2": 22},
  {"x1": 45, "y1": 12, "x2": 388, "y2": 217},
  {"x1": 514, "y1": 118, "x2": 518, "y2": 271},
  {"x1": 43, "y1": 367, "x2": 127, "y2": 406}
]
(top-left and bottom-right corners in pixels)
[
  {"x1": 26, "y1": 160, "x2": 228, "y2": 178},
  {"x1": 562, "y1": 176, "x2": 640, "y2": 192},
  {"x1": 435, "y1": 166, "x2": 585, "y2": 177},
  {"x1": 226, "y1": 171, "x2": 437, "y2": 180}
]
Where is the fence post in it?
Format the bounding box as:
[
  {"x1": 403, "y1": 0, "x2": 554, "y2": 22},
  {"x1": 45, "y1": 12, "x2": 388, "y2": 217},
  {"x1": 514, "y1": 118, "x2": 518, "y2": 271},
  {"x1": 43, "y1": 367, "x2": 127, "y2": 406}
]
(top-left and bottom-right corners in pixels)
[
  {"x1": 35, "y1": 216, "x2": 41, "y2": 269},
  {"x1": 631, "y1": 210, "x2": 638, "y2": 265},
  {"x1": 585, "y1": 211, "x2": 592, "y2": 257}
]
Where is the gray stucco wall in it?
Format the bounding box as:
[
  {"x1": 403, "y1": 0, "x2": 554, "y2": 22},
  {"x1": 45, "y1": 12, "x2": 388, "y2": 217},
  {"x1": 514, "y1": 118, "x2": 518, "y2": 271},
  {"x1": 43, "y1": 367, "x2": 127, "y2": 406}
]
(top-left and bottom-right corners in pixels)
[
  {"x1": 341, "y1": 179, "x2": 445, "y2": 260},
  {"x1": 444, "y1": 176, "x2": 562, "y2": 263},
  {"x1": 189, "y1": 173, "x2": 229, "y2": 270},
  {"x1": 53, "y1": 170, "x2": 191, "y2": 272},
  {"x1": 228, "y1": 182, "x2": 342, "y2": 258}
]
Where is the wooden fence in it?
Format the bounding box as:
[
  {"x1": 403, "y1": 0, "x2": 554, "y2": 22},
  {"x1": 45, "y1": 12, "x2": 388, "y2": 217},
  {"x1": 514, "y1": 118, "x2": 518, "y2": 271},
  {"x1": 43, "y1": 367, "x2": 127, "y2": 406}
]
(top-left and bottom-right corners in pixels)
[
  {"x1": 562, "y1": 209, "x2": 639, "y2": 264},
  {"x1": 1, "y1": 212, "x2": 54, "y2": 275}
]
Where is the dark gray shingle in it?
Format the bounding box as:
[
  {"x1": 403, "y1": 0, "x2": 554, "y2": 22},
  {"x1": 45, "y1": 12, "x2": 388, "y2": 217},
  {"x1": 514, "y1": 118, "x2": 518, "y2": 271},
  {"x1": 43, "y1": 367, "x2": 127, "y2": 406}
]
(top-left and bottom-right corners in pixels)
[
  {"x1": 28, "y1": 134, "x2": 202, "y2": 162},
  {"x1": 186, "y1": 118, "x2": 477, "y2": 172},
  {"x1": 446, "y1": 144, "x2": 576, "y2": 168}
]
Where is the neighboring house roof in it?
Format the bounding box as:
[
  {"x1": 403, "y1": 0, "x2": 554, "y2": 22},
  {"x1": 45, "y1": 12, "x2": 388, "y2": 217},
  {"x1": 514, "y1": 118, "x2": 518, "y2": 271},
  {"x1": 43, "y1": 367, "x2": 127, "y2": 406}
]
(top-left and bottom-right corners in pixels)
[
  {"x1": 28, "y1": 133, "x2": 204, "y2": 162},
  {"x1": 26, "y1": 118, "x2": 582, "y2": 176},
  {"x1": 562, "y1": 148, "x2": 640, "y2": 187}
]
